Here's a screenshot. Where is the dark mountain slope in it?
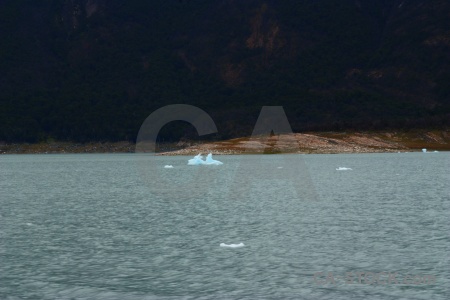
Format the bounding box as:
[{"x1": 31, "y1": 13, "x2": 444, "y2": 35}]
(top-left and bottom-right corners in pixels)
[{"x1": 0, "y1": 0, "x2": 449, "y2": 142}]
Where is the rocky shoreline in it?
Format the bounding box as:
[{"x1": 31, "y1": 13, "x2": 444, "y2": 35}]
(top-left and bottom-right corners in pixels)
[
  {"x1": 1, "y1": 130, "x2": 449, "y2": 155},
  {"x1": 157, "y1": 130, "x2": 450, "y2": 155}
]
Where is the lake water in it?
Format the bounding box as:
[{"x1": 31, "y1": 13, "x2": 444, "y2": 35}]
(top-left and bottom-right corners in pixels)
[{"x1": 0, "y1": 153, "x2": 449, "y2": 299}]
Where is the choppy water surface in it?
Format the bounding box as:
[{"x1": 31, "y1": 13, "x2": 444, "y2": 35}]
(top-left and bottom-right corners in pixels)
[{"x1": 0, "y1": 153, "x2": 449, "y2": 299}]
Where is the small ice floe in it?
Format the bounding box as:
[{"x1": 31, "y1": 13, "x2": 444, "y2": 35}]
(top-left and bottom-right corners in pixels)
[
  {"x1": 188, "y1": 154, "x2": 204, "y2": 165},
  {"x1": 336, "y1": 167, "x2": 352, "y2": 171},
  {"x1": 434, "y1": 151, "x2": 439, "y2": 153},
  {"x1": 220, "y1": 243, "x2": 245, "y2": 248},
  {"x1": 164, "y1": 165, "x2": 174, "y2": 169},
  {"x1": 422, "y1": 148, "x2": 427, "y2": 153},
  {"x1": 25, "y1": 223, "x2": 33, "y2": 226},
  {"x1": 277, "y1": 167, "x2": 283, "y2": 169},
  {"x1": 205, "y1": 153, "x2": 223, "y2": 165},
  {"x1": 188, "y1": 153, "x2": 223, "y2": 165}
]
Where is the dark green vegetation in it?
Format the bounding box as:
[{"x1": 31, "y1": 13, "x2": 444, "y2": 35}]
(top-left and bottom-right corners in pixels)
[{"x1": 0, "y1": 0, "x2": 449, "y2": 142}]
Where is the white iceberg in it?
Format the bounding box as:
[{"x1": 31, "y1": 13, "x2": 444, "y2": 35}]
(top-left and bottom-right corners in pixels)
[
  {"x1": 422, "y1": 148, "x2": 427, "y2": 153},
  {"x1": 336, "y1": 167, "x2": 352, "y2": 171},
  {"x1": 205, "y1": 153, "x2": 223, "y2": 165},
  {"x1": 220, "y1": 243, "x2": 244, "y2": 248},
  {"x1": 187, "y1": 153, "x2": 223, "y2": 165},
  {"x1": 434, "y1": 151, "x2": 439, "y2": 153},
  {"x1": 187, "y1": 154, "x2": 204, "y2": 165},
  {"x1": 164, "y1": 165, "x2": 174, "y2": 169}
]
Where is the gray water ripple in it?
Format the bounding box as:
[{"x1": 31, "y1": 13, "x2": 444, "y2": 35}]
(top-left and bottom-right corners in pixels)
[{"x1": 0, "y1": 153, "x2": 448, "y2": 299}]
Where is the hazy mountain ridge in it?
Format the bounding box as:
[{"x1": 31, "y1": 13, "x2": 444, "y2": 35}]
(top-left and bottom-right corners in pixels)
[{"x1": 0, "y1": 0, "x2": 449, "y2": 142}]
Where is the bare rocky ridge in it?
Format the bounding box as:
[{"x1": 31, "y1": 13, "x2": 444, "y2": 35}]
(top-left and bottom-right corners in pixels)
[{"x1": 157, "y1": 131, "x2": 450, "y2": 155}]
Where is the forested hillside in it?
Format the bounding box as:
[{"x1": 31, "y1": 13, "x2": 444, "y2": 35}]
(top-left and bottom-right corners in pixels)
[{"x1": 0, "y1": 0, "x2": 449, "y2": 142}]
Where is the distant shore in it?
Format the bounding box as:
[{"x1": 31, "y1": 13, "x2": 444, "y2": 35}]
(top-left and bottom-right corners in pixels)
[
  {"x1": 1, "y1": 130, "x2": 449, "y2": 155},
  {"x1": 0, "y1": 141, "x2": 136, "y2": 155}
]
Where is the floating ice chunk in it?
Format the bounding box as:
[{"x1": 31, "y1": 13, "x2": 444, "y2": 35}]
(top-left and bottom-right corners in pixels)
[
  {"x1": 277, "y1": 167, "x2": 283, "y2": 169},
  {"x1": 220, "y1": 243, "x2": 244, "y2": 248},
  {"x1": 164, "y1": 165, "x2": 174, "y2": 169},
  {"x1": 26, "y1": 223, "x2": 33, "y2": 226},
  {"x1": 188, "y1": 153, "x2": 205, "y2": 165},
  {"x1": 205, "y1": 153, "x2": 223, "y2": 165},
  {"x1": 336, "y1": 167, "x2": 352, "y2": 171},
  {"x1": 422, "y1": 148, "x2": 427, "y2": 153},
  {"x1": 187, "y1": 153, "x2": 223, "y2": 165},
  {"x1": 434, "y1": 150, "x2": 439, "y2": 153}
]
